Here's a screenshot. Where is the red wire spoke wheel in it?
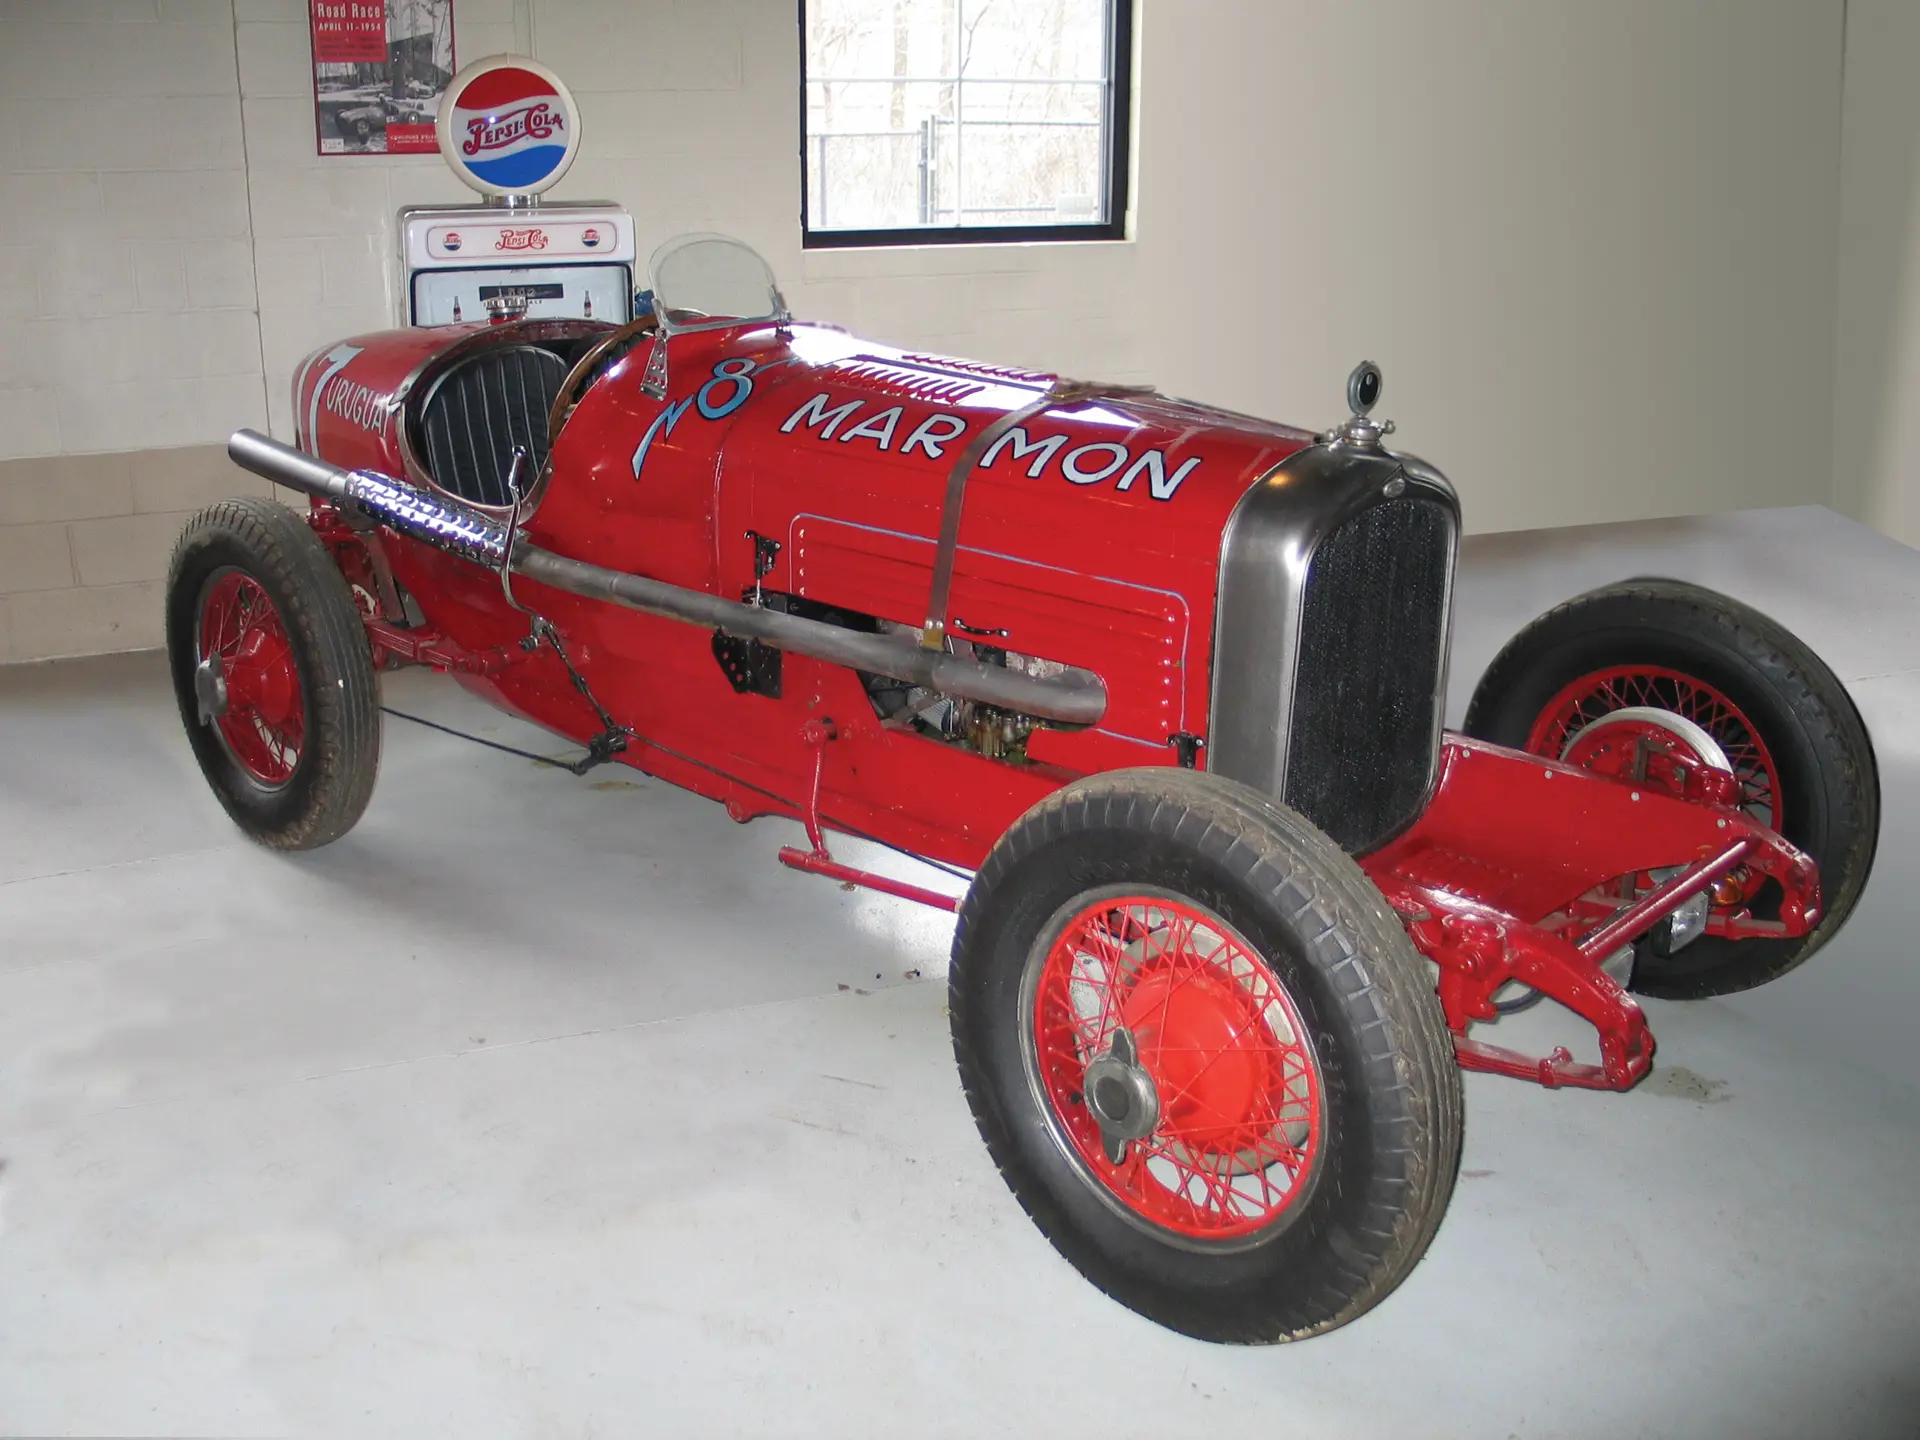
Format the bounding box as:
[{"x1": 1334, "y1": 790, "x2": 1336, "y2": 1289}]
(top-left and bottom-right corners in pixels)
[
  {"x1": 1526, "y1": 666, "x2": 1779, "y2": 827},
  {"x1": 166, "y1": 497, "x2": 381, "y2": 850},
  {"x1": 197, "y1": 569, "x2": 305, "y2": 786},
  {"x1": 1023, "y1": 895, "x2": 1321, "y2": 1245},
  {"x1": 951, "y1": 770, "x2": 1461, "y2": 1343},
  {"x1": 1465, "y1": 578, "x2": 1878, "y2": 998}
]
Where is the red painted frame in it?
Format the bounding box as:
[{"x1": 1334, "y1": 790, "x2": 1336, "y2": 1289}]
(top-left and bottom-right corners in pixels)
[{"x1": 291, "y1": 317, "x2": 1821, "y2": 1094}]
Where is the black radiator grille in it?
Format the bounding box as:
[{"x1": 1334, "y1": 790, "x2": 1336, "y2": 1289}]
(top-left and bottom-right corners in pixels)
[
  {"x1": 1283, "y1": 496, "x2": 1453, "y2": 853},
  {"x1": 417, "y1": 345, "x2": 567, "y2": 508}
]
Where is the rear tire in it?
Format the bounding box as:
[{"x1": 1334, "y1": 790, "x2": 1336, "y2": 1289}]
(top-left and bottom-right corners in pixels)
[
  {"x1": 950, "y1": 768, "x2": 1462, "y2": 1343},
  {"x1": 165, "y1": 497, "x2": 380, "y2": 850},
  {"x1": 1464, "y1": 578, "x2": 1878, "y2": 998}
]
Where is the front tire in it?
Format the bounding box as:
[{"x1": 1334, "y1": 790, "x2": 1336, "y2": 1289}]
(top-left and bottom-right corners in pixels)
[
  {"x1": 950, "y1": 769, "x2": 1462, "y2": 1343},
  {"x1": 165, "y1": 497, "x2": 380, "y2": 850},
  {"x1": 1464, "y1": 578, "x2": 1878, "y2": 998}
]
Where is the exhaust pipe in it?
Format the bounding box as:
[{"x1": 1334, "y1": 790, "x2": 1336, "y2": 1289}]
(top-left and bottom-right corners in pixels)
[{"x1": 227, "y1": 430, "x2": 1108, "y2": 727}]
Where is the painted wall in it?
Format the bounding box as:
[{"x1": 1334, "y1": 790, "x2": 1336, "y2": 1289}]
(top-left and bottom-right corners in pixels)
[
  {"x1": 1830, "y1": 0, "x2": 1920, "y2": 550},
  {"x1": 0, "y1": 0, "x2": 1851, "y2": 661},
  {"x1": 1131, "y1": 0, "x2": 1845, "y2": 535},
  {"x1": 0, "y1": 0, "x2": 523, "y2": 664}
]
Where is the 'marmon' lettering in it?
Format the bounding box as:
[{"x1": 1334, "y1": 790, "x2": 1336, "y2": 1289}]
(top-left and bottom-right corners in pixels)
[
  {"x1": 837, "y1": 405, "x2": 902, "y2": 449},
  {"x1": 780, "y1": 393, "x2": 863, "y2": 440},
  {"x1": 777, "y1": 394, "x2": 1201, "y2": 501},
  {"x1": 1115, "y1": 448, "x2": 1203, "y2": 500},
  {"x1": 981, "y1": 427, "x2": 1065, "y2": 477}
]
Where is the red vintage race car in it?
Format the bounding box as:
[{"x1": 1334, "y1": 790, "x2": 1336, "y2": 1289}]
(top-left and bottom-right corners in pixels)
[{"x1": 165, "y1": 235, "x2": 1878, "y2": 1343}]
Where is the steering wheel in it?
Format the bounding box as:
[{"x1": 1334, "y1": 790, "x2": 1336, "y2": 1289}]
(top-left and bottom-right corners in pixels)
[{"x1": 547, "y1": 312, "x2": 660, "y2": 445}]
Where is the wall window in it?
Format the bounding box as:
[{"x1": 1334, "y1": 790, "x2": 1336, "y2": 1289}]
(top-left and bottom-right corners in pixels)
[{"x1": 801, "y1": 0, "x2": 1133, "y2": 247}]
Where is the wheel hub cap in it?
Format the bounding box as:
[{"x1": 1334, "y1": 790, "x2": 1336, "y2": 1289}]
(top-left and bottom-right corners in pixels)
[
  {"x1": 196, "y1": 569, "x2": 304, "y2": 786},
  {"x1": 193, "y1": 654, "x2": 228, "y2": 722},
  {"x1": 1025, "y1": 896, "x2": 1323, "y2": 1245},
  {"x1": 1083, "y1": 1028, "x2": 1160, "y2": 1161}
]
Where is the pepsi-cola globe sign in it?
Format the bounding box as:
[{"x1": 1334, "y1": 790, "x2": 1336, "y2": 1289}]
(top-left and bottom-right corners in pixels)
[{"x1": 435, "y1": 55, "x2": 582, "y2": 198}]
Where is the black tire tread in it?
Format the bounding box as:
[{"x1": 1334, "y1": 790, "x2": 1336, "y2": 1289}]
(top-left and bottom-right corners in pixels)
[
  {"x1": 165, "y1": 496, "x2": 379, "y2": 850},
  {"x1": 1464, "y1": 576, "x2": 1878, "y2": 997}
]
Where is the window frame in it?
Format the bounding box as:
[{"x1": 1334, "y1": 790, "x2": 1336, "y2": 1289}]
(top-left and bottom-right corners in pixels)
[{"x1": 797, "y1": 0, "x2": 1134, "y2": 249}]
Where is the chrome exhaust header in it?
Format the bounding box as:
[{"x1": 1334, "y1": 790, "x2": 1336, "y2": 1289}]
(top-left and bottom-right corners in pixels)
[
  {"x1": 227, "y1": 429, "x2": 1108, "y2": 727},
  {"x1": 228, "y1": 431, "x2": 511, "y2": 567}
]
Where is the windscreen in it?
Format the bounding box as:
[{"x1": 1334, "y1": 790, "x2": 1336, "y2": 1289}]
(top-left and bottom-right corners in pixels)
[{"x1": 648, "y1": 233, "x2": 787, "y2": 333}]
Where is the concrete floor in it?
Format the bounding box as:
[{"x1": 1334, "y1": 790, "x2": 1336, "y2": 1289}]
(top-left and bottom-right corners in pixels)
[{"x1": 2, "y1": 505, "x2": 1917, "y2": 1438}]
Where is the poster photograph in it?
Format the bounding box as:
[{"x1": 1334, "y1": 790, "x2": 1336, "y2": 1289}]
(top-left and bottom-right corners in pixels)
[{"x1": 311, "y1": 0, "x2": 456, "y2": 156}]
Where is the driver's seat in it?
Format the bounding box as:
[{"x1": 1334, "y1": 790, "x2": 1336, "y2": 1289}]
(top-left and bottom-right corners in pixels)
[{"x1": 416, "y1": 345, "x2": 567, "y2": 507}]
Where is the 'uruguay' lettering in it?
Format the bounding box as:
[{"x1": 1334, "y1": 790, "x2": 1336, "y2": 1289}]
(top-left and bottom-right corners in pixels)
[
  {"x1": 781, "y1": 392, "x2": 862, "y2": 440},
  {"x1": 323, "y1": 375, "x2": 386, "y2": 432}
]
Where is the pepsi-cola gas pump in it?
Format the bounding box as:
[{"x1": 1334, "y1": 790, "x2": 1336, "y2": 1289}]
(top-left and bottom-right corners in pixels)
[{"x1": 398, "y1": 55, "x2": 635, "y2": 326}]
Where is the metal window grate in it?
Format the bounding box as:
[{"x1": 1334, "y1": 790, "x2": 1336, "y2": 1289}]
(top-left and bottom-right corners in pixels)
[{"x1": 801, "y1": 0, "x2": 1132, "y2": 247}]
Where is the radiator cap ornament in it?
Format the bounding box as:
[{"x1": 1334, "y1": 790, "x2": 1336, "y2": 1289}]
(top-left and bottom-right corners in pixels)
[
  {"x1": 1349, "y1": 360, "x2": 1383, "y2": 415},
  {"x1": 1322, "y1": 360, "x2": 1396, "y2": 449}
]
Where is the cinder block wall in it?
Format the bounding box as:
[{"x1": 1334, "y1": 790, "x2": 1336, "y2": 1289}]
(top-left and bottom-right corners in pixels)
[
  {"x1": 0, "y1": 0, "x2": 1860, "y2": 663},
  {"x1": 0, "y1": 0, "x2": 1128, "y2": 664},
  {"x1": 0, "y1": 0, "x2": 519, "y2": 665},
  {"x1": 0, "y1": 448, "x2": 275, "y2": 661},
  {"x1": 1, "y1": 0, "x2": 261, "y2": 663}
]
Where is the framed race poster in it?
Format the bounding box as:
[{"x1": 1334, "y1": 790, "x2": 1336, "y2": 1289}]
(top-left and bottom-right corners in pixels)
[{"x1": 311, "y1": 0, "x2": 456, "y2": 156}]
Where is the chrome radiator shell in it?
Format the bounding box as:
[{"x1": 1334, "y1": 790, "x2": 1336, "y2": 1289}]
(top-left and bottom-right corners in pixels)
[{"x1": 1208, "y1": 439, "x2": 1460, "y2": 852}]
